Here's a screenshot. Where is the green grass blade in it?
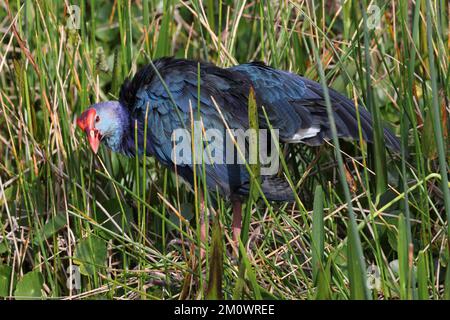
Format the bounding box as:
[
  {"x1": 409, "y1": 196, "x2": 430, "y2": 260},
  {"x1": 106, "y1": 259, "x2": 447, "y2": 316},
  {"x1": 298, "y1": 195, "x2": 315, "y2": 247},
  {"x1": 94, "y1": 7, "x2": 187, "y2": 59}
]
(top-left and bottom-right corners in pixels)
[
  {"x1": 206, "y1": 215, "x2": 223, "y2": 300},
  {"x1": 310, "y1": 37, "x2": 370, "y2": 300},
  {"x1": 417, "y1": 250, "x2": 429, "y2": 300},
  {"x1": 312, "y1": 185, "x2": 324, "y2": 283}
]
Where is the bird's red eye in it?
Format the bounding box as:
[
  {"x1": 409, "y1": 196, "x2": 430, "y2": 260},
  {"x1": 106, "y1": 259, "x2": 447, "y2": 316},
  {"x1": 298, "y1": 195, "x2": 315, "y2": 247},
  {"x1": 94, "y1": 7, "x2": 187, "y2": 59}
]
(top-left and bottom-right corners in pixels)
[{"x1": 95, "y1": 115, "x2": 100, "y2": 123}]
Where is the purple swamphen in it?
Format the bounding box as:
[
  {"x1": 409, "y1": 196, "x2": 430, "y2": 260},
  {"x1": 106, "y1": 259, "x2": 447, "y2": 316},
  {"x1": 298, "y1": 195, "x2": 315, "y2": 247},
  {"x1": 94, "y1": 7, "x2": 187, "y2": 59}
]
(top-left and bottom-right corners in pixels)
[{"x1": 77, "y1": 57, "x2": 399, "y2": 253}]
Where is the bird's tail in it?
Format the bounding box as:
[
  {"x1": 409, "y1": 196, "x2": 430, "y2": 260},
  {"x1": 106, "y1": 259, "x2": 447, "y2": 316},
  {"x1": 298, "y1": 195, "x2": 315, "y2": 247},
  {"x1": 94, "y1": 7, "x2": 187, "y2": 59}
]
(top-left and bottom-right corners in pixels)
[{"x1": 236, "y1": 176, "x2": 295, "y2": 202}]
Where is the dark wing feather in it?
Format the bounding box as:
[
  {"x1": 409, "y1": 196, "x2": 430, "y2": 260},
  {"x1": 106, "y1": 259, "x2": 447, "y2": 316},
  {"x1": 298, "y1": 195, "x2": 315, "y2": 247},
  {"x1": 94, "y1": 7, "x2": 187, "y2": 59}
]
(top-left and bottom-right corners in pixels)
[
  {"x1": 230, "y1": 62, "x2": 400, "y2": 150},
  {"x1": 118, "y1": 58, "x2": 400, "y2": 201},
  {"x1": 119, "y1": 58, "x2": 255, "y2": 198}
]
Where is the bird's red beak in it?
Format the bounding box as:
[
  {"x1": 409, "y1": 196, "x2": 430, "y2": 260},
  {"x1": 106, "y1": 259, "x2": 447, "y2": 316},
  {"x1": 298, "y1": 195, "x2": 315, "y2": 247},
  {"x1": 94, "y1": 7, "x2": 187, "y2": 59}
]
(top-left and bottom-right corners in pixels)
[{"x1": 77, "y1": 108, "x2": 101, "y2": 154}]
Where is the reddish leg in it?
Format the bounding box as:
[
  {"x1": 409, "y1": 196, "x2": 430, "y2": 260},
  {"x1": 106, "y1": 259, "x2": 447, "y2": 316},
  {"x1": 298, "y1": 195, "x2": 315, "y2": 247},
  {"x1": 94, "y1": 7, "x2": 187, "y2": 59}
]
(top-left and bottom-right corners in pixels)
[
  {"x1": 199, "y1": 192, "x2": 207, "y2": 260},
  {"x1": 231, "y1": 199, "x2": 242, "y2": 256}
]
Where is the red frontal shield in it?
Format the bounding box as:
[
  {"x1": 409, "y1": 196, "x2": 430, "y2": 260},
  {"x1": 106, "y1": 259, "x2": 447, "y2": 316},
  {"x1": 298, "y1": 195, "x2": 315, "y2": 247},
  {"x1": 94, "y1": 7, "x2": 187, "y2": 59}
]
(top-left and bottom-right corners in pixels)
[{"x1": 77, "y1": 108, "x2": 100, "y2": 153}]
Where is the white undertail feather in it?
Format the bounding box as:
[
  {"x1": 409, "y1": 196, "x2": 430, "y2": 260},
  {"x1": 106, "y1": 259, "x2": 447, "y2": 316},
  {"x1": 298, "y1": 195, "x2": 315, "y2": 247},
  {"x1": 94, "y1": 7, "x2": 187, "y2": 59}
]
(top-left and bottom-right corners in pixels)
[{"x1": 288, "y1": 126, "x2": 321, "y2": 142}]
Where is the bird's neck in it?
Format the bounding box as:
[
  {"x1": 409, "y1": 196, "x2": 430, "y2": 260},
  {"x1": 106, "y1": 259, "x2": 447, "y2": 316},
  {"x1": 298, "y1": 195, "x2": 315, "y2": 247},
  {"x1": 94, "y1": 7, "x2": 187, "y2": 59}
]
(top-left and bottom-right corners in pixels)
[
  {"x1": 102, "y1": 103, "x2": 157, "y2": 158},
  {"x1": 100, "y1": 104, "x2": 133, "y2": 156},
  {"x1": 118, "y1": 117, "x2": 146, "y2": 157},
  {"x1": 110, "y1": 113, "x2": 153, "y2": 157}
]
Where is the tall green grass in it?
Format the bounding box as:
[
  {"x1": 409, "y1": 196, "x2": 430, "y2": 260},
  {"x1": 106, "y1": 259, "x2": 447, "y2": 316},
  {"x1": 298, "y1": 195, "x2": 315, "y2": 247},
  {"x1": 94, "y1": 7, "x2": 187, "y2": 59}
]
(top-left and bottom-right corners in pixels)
[{"x1": 0, "y1": 0, "x2": 449, "y2": 300}]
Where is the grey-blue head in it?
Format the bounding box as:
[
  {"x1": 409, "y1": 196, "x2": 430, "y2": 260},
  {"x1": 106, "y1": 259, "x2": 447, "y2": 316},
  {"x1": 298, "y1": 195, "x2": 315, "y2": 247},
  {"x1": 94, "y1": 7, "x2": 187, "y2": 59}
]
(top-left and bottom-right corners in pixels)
[{"x1": 77, "y1": 101, "x2": 130, "y2": 153}]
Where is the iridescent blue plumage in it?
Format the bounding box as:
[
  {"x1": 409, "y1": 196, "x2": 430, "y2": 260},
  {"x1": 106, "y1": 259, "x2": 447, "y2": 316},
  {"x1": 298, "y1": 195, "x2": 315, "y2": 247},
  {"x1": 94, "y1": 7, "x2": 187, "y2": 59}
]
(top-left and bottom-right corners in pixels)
[
  {"x1": 117, "y1": 58, "x2": 258, "y2": 200},
  {"x1": 230, "y1": 62, "x2": 400, "y2": 149},
  {"x1": 89, "y1": 57, "x2": 399, "y2": 201}
]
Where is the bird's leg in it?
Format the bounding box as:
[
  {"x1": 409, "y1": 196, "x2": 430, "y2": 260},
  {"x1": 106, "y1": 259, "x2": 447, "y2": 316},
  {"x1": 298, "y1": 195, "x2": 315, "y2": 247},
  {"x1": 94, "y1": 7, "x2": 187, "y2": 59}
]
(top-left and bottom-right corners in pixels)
[
  {"x1": 199, "y1": 192, "x2": 207, "y2": 260},
  {"x1": 231, "y1": 198, "x2": 242, "y2": 257}
]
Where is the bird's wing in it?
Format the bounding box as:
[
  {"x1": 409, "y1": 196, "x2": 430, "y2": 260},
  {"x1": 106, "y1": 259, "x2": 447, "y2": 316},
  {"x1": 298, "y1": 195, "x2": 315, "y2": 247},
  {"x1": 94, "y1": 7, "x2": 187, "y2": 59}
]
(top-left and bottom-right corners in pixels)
[
  {"x1": 118, "y1": 58, "x2": 252, "y2": 196},
  {"x1": 230, "y1": 62, "x2": 400, "y2": 150}
]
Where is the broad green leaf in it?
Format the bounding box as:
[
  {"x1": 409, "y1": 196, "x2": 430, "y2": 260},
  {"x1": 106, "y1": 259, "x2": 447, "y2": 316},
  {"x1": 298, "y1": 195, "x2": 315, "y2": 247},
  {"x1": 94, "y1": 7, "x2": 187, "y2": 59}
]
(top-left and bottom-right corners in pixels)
[
  {"x1": 259, "y1": 286, "x2": 279, "y2": 300},
  {"x1": 0, "y1": 265, "x2": 13, "y2": 297},
  {"x1": 247, "y1": 87, "x2": 260, "y2": 202},
  {"x1": 168, "y1": 203, "x2": 194, "y2": 231},
  {"x1": 361, "y1": 2, "x2": 387, "y2": 196},
  {"x1": 315, "y1": 257, "x2": 332, "y2": 300},
  {"x1": 206, "y1": 215, "x2": 223, "y2": 300},
  {"x1": 96, "y1": 26, "x2": 120, "y2": 42},
  {"x1": 74, "y1": 236, "x2": 107, "y2": 276},
  {"x1": 422, "y1": 109, "x2": 437, "y2": 159},
  {"x1": 0, "y1": 241, "x2": 9, "y2": 254},
  {"x1": 387, "y1": 228, "x2": 399, "y2": 252},
  {"x1": 232, "y1": 241, "x2": 262, "y2": 300},
  {"x1": 154, "y1": 0, "x2": 172, "y2": 58},
  {"x1": 347, "y1": 227, "x2": 367, "y2": 299},
  {"x1": 241, "y1": 87, "x2": 261, "y2": 245},
  {"x1": 180, "y1": 203, "x2": 194, "y2": 221},
  {"x1": 397, "y1": 214, "x2": 409, "y2": 299},
  {"x1": 233, "y1": 87, "x2": 262, "y2": 300},
  {"x1": 417, "y1": 251, "x2": 428, "y2": 300},
  {"x1": 14, "y1": 270, "x2": 44, "y2": 300},
  {"x1": 310, "y1": 27, "x2": 370, "y2": 300},
  {"x1": 312, "y1": 185, "x2": 332, "y2": 299},
  {"x1": 111, "y1": 49, "x2": 122, "y2": 96},
  {"x1": 425, "y1": 0, "x2": 450, "y2": 284},
  {"x1": 312, "y1": 185, "x2": 324, "y2": 283},
  {"x1": 33, "y1": 213, "x2": 66, "y2": 245},
  {"x1": 331, "y1": 61, "x2": 357, "y2": 93}
]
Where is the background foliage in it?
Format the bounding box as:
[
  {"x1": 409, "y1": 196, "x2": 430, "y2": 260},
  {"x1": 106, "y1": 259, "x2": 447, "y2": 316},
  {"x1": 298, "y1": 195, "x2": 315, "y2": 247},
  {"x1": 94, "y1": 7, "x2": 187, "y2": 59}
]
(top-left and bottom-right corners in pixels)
[{"x1": 0, "y1": 0, "x2": 449, "y2": 299}]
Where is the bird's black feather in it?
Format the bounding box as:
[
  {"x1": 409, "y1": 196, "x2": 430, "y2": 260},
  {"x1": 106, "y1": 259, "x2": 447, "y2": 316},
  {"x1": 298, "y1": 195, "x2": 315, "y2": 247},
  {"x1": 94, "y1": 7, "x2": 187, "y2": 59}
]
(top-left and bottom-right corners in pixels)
[{"x1": 116, "y1": 57, "x2": 399, "y2": 201}]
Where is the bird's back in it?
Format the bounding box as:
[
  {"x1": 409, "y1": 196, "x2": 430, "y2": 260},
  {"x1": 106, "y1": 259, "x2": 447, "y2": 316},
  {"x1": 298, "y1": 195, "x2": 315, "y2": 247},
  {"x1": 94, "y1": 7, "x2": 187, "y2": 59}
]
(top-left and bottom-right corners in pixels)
[
  {"x1": 118, "y1": 58, "x2": 262, "y2": 199},
  {"x1": 117, "y1": 58, "x2": 399, "y2": 201},
  {"x1": 230, "y1": 62, "x2": 400, "y2": 150}
]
